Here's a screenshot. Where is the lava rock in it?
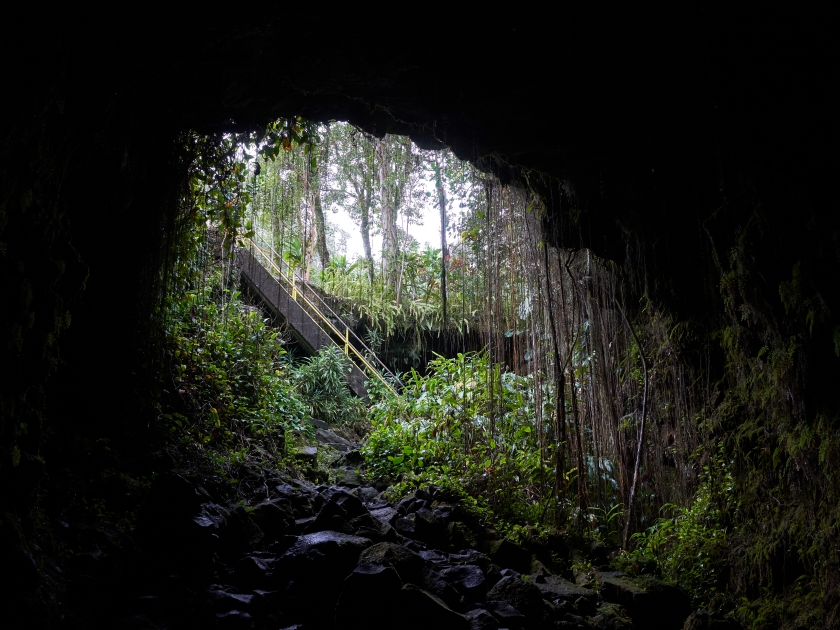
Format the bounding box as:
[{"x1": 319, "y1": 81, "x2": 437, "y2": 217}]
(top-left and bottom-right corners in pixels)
[
  {"x1": 278, "y1": 531, "x2": 372, "y2": 625},
  {"x1": 486, "y1": 538, "x2": 533, "y2": 573},
  {"x1": 484, "y1": 599, "x2": 528, "y2": 627},
  {"x1": 334, "y1": 563, "x2": 404, "y2": 626},
  {"x1": 349, "y1": 512, "x2": 397, "y2": 542},
  {"x1": 334, "y1": 465, "x2": 362, "y2": 487},
  {"x1": 536, "y1": 574, "x2": 598, "y2": 606},
  {"x1": 598, "y1": 572, "x2": 691, "y2": 629},
  {"x1": 397, "y1": 584, "x2": 470, "y2": 630},
  {"x1": 485, "y1": 575, "x2": 545, "y2": 620},
  {"x1": 358, "y1": 541, "x2": 426, "y2": 582},
  {"x1": 370, "y1": 506, "x2": 399, "y2": 525},
  {"x1": 440, "y1": 564, "x2": 488, "y2": 601},
  {"x1": 250, "y1": 498, "x2": 295, "y2": 538},
  {"x1": 464, "y1": 608, "x2": 500, "y2": 630},
  {"x1": 293, "y1": 446, "x2": 317, "y2": 465}
]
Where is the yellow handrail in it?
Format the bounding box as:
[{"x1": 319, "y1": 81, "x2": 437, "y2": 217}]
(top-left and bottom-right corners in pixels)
[{"x1": 242, "y1": 238, "x2": 400, "y2": 398}]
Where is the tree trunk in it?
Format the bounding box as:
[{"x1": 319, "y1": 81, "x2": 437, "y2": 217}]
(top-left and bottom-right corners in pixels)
[
  {"x1": 377, "y1": 136, "x2": 398, "y2": 289},
  {"x1": 434, "y1": 155, "x2": 449, "y2": 352},
  {"x1": 313, "y1": 184, "x2": 329, "y2": 269},
  {"x1": 312, "y1": 144, "x2": 330, "y2": 270}
]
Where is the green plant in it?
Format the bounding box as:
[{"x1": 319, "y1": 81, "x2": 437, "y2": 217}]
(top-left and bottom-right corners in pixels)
[
  {"x1": 628, "y1": 442, "x2": 736, "y2": 608},
  {"x1": 162, "y1": 267, "x2": 309, "y2": 450},
  {"x1": 292, "y1": 345, "x2": 366, "y2": 426},
  {"x1": 362, "y1": 351, "x2": 559, "y2": 525}
]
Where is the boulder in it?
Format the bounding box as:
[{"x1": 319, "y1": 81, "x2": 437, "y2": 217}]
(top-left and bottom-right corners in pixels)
[
  {"x1": 395, "y1": 508, "x2": 447, "y2": 547},
  {"x1": 485, "y1": 575, "x2": 545, "y2": 620},
  {"x1": 440, "y1": 564, "x2": 488, "y2": 601},
  {"x1": 486, "y1": 538, "x2": 533, "y2": 573},
  {"x1": 358, "y1": 541, "x2": 425, "y2": 583},
  {"x1": 537, "y1": 574, "x2": 598, "y2": 606},
  {"x1": 464, "y1": 608, "x2": 500, "y2": 630},
  {"x1": 334, "y1": 465, "x2": 362, "y2": 488},
  {"x1": 135, "y1": 473, "x2": 229, "y2": 572},
  {"x1": 334, "y1": 563, "x2": 404, "y2": 627},
  {"x1": 396, "y1": 584, "x2": 470, "y2": 630},
  {"x1": 370, "y1": 506, "x2": 399, "y2": 525},
  {"x1": 250, "y1": 499, "x2": 295, "y2": 538},
  {"x1": 449, "y1": 549, "x2": 490, "y2": 570},
  {"x1": 315, "y1": 428, "x2": 353, "y2": 452},
  {"x1": 293, "y1": 446, "x2": 317, "y2": 465},
  {"x1": 349, "y1": 512, "x2": 398, "y2": 542},
  {"x1": 597, "y1": 572, "x2": 691, "y2": 630},
  {"x1": 278, "y1": 531, "x2": 372, "y2": 626},
  {"x1": 483, "y1": 599, "x2": 528, "y2": 627},
  {"x1": 320, "y1": 487, "x2": 368, "y2": 519}
]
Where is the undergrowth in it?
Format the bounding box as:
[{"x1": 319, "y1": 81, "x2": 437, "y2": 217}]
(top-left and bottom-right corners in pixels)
[{"x1": 362, "y1": 351, "x2": 563, "y2": 527}]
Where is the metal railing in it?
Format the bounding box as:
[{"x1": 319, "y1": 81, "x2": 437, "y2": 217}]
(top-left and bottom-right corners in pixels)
[{"x1": 239, "y1": 234, "x2": 402, "y2": 397}]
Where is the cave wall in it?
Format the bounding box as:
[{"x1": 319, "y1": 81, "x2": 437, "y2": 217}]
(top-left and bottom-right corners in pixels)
[{"x1": 1, "y1": 5, "x2": 838, "y2": 618}]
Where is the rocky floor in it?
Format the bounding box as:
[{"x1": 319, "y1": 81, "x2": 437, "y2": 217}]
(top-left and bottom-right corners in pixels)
[{"x1": 52, "y1": 432, "x2": 738, "y2": 629}]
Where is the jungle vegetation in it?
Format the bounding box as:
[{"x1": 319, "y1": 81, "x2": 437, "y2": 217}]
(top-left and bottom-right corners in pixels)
[{"x1": 141, "y1": 118, "x2": 840, "y2": 629}]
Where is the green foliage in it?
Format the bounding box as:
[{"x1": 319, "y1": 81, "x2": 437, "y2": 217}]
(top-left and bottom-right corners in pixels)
[
  {"x1": 293, "y1": 345, "x2": 366, "y2": 426},
  {"x1": 624, "y1": 443, "x2": 735, "y2": 608},
  {"x1": 362, "y1": 351, "x2": 559, "y2": 524},
  {"x1": 162, "y1": 267, "x2": 308, "y2": 447}
]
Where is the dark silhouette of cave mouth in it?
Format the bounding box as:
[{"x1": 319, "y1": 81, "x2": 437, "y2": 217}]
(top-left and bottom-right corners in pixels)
[
  {"x1": 2, "y1": 7, "x2": 832, "y2": 486},
  {"x1": 1, "y1": 8, "x2": 837, "y2": 627}
]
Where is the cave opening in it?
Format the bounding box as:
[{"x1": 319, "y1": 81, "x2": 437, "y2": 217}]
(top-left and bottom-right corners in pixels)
[{"x1": 1, "y1": 7, "x2": 837, "y2": 629}]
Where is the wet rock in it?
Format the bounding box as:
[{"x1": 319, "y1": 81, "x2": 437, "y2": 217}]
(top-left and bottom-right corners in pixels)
[
  {"x1": 234, "y1": 555, "x2": 276, "y2": 586},
  {"x1": 293, "y1": 516, "x2": 315, "y2": 533},
  {"x1": 293, "y1": 445, "x2": 317, "y2": 465},
  {"x1": 320, "y1": 487, "x2": 368, "y2": 519},
  {"x1": 537, "y1": 574, "x2": 598, "y2": 606},
  {"x1": 355, "y1": 485, "x2": 379, "y2": 503},
  {"x1": 220, "y1": 505, "x2": 263, "y2": 555},
  {"x1": 395, "y1": 507, "x2": 447, "y2": 547},
  {"x1": 529, "y1": 557, "x2": 553, "y2": 581},
  {"x1": 335, "y1": 563, "x2": 404, "y2": 626},
  {"x1": 485, "y1": 575, "x2": 545, "y2": 620},
  {"x1": 484, "y1": 599, "x2": 528, "y2": 627},
  {"x1": 449, "y1": 549, "x2": 490, "y2": 569},
  {"x1": 349, "y1": 512, "x2": 398, "y2": 542},
  {"x1": 370, "y1": 505, "x2": 399, "y2": 525},
  {"x1": 597, "y1": 572, "x2": 691, "y2": 630},
  {"x1": 359, "y1": 541, "x2": 426, "y2": 583},
  {"x1": 278, "y1": 531, "x2": 372, "y2": 625},
  {"x1": 334, "y1": 465, "x2": 362, "y2": 487},
  {"x1": 422, "y1": 566, "x2": 464, "y2": 608},
  {"x1": 440, "y1": 564, "x2": 488, "y2": 601},
  {"x1": 207, "y1": 588, "x2": 254, "y2": 612},
  {"x1": 136, "y1": 473, "x2": 229, "y2": 572},
  {"x1": 464, "y1": 608, "x2": 500, "y2": 629},
  {"x1": 419, "y1": 548, "x2": 448, "y2": 564},
  {"x1": 315, "y1": 428, "x2": 353, "y2": 452},
  {"x1": 397, "y1": 584, "x2": 470, "y2": 630},
  {"x1": 340, "y1": 448, "x2": 365, "y2": 466},
  {"x1": 487, "y1": 538, "x2": 533, "y2": 573},
  {"x1": 249, "y1": 498, "x2": 294, "y2": 538},
  {"x1": 215, "y1": 609, "x2": 252, "y2": 629}
]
